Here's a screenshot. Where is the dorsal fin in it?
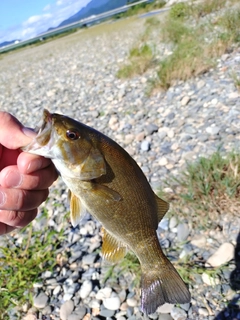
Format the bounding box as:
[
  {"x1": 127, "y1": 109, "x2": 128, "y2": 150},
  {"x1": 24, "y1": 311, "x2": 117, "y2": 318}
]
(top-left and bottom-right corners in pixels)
[
  {"x1": 101, "y1": 228, "x2": 127, "y2": 263},
  {"x1": 155, "y1": 195, "x2": 169, "y2": 222}
]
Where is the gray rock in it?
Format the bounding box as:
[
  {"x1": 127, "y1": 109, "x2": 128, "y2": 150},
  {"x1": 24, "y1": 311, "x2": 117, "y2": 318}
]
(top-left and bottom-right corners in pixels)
[
  {"x1": 59, "y1": 300, "x2": 74, "y2": 320},
  {"x1": 145, "y1": 123, "x2": 158, "y2": 135},
  {"x1": 170, "y1": 306, "x2": 187, "y2": 320},
  {"x1": 74, "y1": 306, "x2": 87, "y2": 318},
  {"x1": 33, "y1": 292, "x2": 49, "y2": 309},
  {"x1": 99, "y1": 307, "x2": 115, "y2": 317},
  {"x1": 177, "y1": 223, "x2": 190, "y2": 242}
]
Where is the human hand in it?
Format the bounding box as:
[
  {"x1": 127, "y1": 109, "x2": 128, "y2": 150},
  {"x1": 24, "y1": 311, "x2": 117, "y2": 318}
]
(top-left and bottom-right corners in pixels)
[{"x1": 0, "y1": 112, "x2": 58, "y2": 235}]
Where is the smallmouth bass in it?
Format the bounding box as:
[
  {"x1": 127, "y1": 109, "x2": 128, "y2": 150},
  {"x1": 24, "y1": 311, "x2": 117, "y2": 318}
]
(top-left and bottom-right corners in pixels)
[{"x1": 24, "y1": 109, "x2": 190, "y2": 314}]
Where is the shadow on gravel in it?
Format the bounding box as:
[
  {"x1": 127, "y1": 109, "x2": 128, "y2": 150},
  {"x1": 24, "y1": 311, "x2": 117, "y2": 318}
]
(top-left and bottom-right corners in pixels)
[{"x1": 214, "y1": 233, "x2": 240, "y2": 320}]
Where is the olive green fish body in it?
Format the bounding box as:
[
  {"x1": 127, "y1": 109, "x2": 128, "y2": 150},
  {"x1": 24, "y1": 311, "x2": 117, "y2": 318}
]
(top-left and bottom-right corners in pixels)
[{"x1": 24, "y1": 110, "x2": 190, "y2": 314}]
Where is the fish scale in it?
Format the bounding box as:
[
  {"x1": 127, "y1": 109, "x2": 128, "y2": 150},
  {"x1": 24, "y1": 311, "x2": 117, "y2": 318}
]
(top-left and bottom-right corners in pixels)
[{"x1": 23, "y1": 109, "x2": 191, "y2": 314}]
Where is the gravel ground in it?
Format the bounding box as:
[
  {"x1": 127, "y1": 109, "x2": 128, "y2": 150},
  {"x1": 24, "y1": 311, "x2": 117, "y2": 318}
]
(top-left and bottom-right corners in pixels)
[{"x1": 0, "y1": 7, "x2": 240, "y2": 320}]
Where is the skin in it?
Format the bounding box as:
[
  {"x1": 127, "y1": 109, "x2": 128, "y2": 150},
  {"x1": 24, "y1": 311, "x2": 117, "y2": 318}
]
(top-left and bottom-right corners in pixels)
[{"x1": 0, "y1": 111, "x2": 58, "y2": 235}]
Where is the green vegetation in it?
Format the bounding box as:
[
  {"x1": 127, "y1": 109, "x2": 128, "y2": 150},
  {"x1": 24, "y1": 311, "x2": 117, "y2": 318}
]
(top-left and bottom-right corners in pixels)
[
  {"x1": 231, "y1": 72, "x2": 240, "y2": 91},
  {"x1": 166, "y1": 151, "x2": 240, "y2": 228},
  {"x1": 117, "y1": 0, "x2": 240, "y2": 91},
  {"x1": 117, "y1": 43, "x2": 154, "y2": 78},
  {"x1": 0, "y1": 209, "x2": 65, "y2": 320}
]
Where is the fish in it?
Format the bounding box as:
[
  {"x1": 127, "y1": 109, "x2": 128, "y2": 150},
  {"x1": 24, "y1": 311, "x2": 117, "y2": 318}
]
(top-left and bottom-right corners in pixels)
[{"x1": 23, "y1": 109, "x2": 191, "y2": 314}]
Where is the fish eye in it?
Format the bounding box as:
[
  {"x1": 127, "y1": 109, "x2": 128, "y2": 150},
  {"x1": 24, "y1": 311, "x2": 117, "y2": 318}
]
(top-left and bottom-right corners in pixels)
[{"x1": 66, "y1": 129, "x2": 80, "y2": 140}]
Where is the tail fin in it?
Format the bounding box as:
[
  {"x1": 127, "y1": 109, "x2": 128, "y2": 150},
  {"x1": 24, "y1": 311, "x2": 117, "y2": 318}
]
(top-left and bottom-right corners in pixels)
[{"x1": 141, "y1": 259, "x2": 191, "y2": 315}]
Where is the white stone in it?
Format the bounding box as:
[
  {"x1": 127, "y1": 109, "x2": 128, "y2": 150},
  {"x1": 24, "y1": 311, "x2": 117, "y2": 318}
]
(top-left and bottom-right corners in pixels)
[
  {"x1": 229, "y1": 92, "x2": 239, "y2": 99},
  {"x1": 79, "y1": 280, "x2": 93, "y2": 299},
  {"x1": 167, "y1": 129, "x2": 175, "y2": 138},
  {"x1": 181, "y1": 96, "x2": 191, "y2": 106},
  {"x1": 206, "y1": 126, "x2": 220, "y2": 135},
  {"x1": 126, "y1": 297, "x2": 138, "y2": 307},
  {"x1": 159, "y1": 157, "x2": 168, "y2": 166},
  {"x1": 206, "y1": 242, "x2": 234, "y2": 267},
  {"x1": 157, "y1": 303, "x2": 174, "y2": 313},
  {"x1": 103, "y1": 296, "x2": 121, "y2": 310},
  {"x1": 191, "y1": 235, "x2": 207, "y2": 248},
  {"x1": 96, "y1": 287, "x2": 112, "y2": 300},
  {"x1": 202, "y1": 272, "x2": 220, "y2": 286}
]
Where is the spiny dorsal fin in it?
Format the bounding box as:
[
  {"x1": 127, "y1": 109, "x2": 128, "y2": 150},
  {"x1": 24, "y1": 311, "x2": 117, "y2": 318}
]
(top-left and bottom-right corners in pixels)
[
  {"x1": 101, "y1": 228, "x2": 127, "y2": 263},
  {"x1": 68, "y1": 190, "x2": 87, "y2": 227},
  {"x1": 155, "y1": 195, "x2": 169, "y2": 222}
]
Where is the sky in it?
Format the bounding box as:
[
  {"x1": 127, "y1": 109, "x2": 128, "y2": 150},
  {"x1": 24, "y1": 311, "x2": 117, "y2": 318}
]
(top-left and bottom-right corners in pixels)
[{"x1": 0, "y1": 0, "x2": 91, "y2": 43}]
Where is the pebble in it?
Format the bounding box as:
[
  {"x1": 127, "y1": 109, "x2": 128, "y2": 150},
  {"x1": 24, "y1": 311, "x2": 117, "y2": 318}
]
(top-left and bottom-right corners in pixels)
[
  {"x1": 157, "y1": 303, "x2": 174, "y2": 313},
  {"x1": 206, "y1": 242, "x2": 235, "y2": 267},
  {"x1": 96, "y1": 287, "x2": 112, "y2": 300},
  {"x1": 190, "y1": 235, "x2": 207, "y2": 248},
  {"x1": 177, "y1": 223, "x2": 190, "y2": 242},
  {"x1": 79, "y1": 280, "x2": 93, "y2": 299},
  {"x1": 206, "y1": 126, "x2": 220, "y2": 135},
  {"x1": 181, "y1": 96, "x2": 191, "y2": 106},
  {"x1": 202, "y1": 272, "x2": 220, "y2": 286},
  {"x1": 103, "y1": 296, "x2": 121, "y2": 311},
  {"x1": 141, "y1": 140, "x2": 151, "y2": 151},
  {"x1": 33, "y1": 292, "x2": 49, "y2": 309},
  {"x1": 171, "y1": 307, "x2": 187, "y2": 320},
  {"x1": 59, "y1": 300, "x2": 74, "y2": 320}
]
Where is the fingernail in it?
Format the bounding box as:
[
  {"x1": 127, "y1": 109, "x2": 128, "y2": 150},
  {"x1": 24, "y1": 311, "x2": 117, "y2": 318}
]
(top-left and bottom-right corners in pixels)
[
  {"x1": 0, "y1": 191, "x2": 6, "y2": 206},
  {"x1": 27, "y1": 158, "x2": 43, "y2": 173},
  {"x1": 22, "y1": 127, "x2": 36, "y2": 138},
  {"x1": 5, "y1": 171, "x2": 23, "y2": 188}
]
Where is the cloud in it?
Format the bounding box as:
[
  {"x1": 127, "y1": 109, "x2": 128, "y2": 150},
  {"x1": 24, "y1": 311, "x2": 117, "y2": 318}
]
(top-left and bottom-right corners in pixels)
[
  {"x1": 43, "y1": 4, "x2": 51, "y2": 12},
  {"x1": 0, "y1": 0, "x2": 91, "y2": 43}
]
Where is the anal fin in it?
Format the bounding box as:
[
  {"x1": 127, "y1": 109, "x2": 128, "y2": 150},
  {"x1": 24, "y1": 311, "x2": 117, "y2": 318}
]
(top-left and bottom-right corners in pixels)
[{"x1": 101, "y1": 228, "x2": 127, "y2": 263}]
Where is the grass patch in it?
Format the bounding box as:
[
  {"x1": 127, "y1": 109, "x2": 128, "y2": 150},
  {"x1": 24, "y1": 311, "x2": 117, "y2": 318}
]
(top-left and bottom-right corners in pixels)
[
  {"x1": 231, "y1": 72, "x2": 240, "y2": 91},
  {"x1": 117, "y1": 43, "x2": 154, "y2": 78},
  {"x1": 117, "y1": 0, "x2": 240, "y2": 91},
  {"x1": 165, "y1": 151, "x2": 240, "y2": 228},
  {"x1": 0, "y1": 209, "x2": 64, "y2": 320}
]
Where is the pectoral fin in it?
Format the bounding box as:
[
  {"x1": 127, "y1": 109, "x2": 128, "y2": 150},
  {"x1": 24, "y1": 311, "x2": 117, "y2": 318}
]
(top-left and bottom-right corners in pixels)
[
  {"x1": 155, "y1": 195, "x2": 169, "y2": 222},
  {"x1": 68, "y1": 190, "x2": 87, "y2": 227},
  {"x1": 101, "y1": 228, "x2": 127, "y2": 262},
  {"x1": 92, "y1": 184, "x2": 122, "y2": 202}
]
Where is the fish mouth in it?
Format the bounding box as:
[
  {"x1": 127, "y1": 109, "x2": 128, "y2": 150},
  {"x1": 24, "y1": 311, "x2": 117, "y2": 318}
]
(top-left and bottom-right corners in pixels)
[{"x1": 22, "y1": 109, "x2": 54, "y2": 154}]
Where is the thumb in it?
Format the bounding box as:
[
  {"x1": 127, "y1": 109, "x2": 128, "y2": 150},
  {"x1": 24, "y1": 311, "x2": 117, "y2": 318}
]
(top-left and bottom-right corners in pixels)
[{"x1": 0, "y1": 112, "x2": 36, "y2": 150}]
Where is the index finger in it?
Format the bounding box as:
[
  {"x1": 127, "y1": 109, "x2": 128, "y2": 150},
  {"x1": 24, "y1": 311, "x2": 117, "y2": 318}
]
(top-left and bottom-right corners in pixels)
[{"x1": 0, "y1": 112, "x2": 35, "y2": 149}]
